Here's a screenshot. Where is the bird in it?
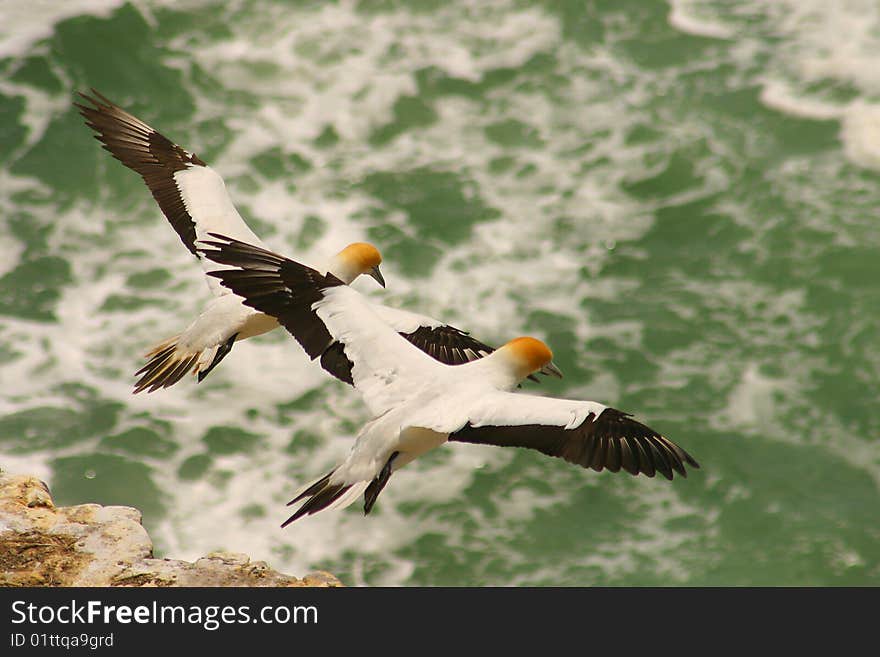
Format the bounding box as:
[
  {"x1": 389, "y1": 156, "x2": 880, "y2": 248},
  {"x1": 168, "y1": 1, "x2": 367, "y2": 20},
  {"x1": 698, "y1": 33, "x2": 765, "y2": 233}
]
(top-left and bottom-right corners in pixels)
[
  {"x1": 75, "y1": 89, "x2": 534, "y2": 392},
  {"x1": 198, "y1": 234, "x2": 700, "y2": 526}
]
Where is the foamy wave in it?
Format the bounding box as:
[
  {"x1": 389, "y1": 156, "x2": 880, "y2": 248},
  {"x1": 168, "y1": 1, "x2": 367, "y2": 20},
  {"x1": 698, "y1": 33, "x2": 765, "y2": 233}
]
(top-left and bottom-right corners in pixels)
[
  {"x1": 841, "y1": 101, "x2": 880, "y2": 170},
  {"x1": 758, "y1": 80, "x2": 844, "y2": 121},
  {"x1": 0, "y1": 0, "x2": 124, "y2": 58},
  {"x1": 667, "y1": 0, "x2": 880, "y2": 174},
  {"x1": 667, "y1": 0, "x2": 735, "y2": 40},
  {"x1": 774, "y1": 0, "x2": 880, "y2": 95}
]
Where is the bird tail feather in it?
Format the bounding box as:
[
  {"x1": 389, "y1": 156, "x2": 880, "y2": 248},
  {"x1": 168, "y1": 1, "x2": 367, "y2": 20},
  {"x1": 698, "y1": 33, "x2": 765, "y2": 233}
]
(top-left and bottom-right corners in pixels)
[
  {"x1": 133, "y1": 335, "x2": 201, "y2": 393},
  {"x1": 133, "y1": 332, "x2": 236, "y2": 393},
  {"x1": 282, "y1": 470, "x2": 370, "y2": 527}
]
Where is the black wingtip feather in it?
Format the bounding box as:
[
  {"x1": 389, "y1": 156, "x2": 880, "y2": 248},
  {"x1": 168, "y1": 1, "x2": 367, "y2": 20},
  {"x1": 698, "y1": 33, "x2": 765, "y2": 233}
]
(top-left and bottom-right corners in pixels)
[
  {"x1": 450, "y1": 407, "x2": 699, "y2": 481},
  {"x1": 77, "y1": 88, "x2": 203, "y2": 254}
]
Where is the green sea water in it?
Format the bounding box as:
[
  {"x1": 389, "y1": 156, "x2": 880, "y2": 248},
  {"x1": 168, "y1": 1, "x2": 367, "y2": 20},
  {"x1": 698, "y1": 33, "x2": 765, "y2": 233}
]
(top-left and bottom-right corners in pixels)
[{"x1": 1, "y1": 0, "x2": 878, "y2": 585}]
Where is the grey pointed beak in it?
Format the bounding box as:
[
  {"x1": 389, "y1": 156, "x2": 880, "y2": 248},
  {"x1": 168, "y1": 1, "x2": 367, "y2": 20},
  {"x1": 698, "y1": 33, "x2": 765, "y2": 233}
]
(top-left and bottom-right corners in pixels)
[
  {"x1": 369, "y1": 265, "x2": 385, "y2": 288},
  {"x1": 540, "y1": 361, "x2": 564, "y2": 379}
]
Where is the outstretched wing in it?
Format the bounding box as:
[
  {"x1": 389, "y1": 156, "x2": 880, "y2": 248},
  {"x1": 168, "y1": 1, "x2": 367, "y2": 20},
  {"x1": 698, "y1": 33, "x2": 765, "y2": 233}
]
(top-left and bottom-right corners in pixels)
[
  {"x1": 449, "y1": 392, "x2": 699, "y2": 480},
  {"x1": 373, "y1": 305, "x2": 542, "y2": 383},
  {"x1": 373, "y1": 305, "x2": 494, "y2": 363},
  {"x1": 76, "y1": 89, "x2": 264, "y2": 295}
]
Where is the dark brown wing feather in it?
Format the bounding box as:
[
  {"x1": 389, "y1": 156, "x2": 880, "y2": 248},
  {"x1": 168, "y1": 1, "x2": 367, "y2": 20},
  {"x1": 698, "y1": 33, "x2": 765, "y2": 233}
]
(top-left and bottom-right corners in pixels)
[
  {"x1": 400, "y1": 325, "x2": 540, "y2": 382},
  {"x1": 76, "y1": 89, "x2": 204, "y2": 254},
  {"x1": 319, "y1": 342, "x2": 355, "y2": 386},
  {"x1": 449, "y1": 407, "x2": 699, "y2": 480},
  {"x1": 401, "y1": 325, "x2": 493, "y2": 365},
  {"x1": 200, "y1": 235, "x2": 345, "y2": 372}
]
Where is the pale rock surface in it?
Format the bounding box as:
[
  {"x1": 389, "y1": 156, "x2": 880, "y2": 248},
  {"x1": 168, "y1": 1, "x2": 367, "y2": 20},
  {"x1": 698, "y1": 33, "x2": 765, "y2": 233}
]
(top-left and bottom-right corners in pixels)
[{"x1": 0, "y1": 472, "x2": 341, "y2": 587}]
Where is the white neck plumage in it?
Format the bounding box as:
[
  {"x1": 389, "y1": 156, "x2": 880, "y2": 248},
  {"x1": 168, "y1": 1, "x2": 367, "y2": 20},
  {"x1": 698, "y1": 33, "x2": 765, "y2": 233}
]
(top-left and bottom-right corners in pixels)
[
  {"x1": 461, "y1": 348, "x2": 532, "y2": 391},
  {"x1": 325, "y1": 253, "x2": 361, "y2": 284}
]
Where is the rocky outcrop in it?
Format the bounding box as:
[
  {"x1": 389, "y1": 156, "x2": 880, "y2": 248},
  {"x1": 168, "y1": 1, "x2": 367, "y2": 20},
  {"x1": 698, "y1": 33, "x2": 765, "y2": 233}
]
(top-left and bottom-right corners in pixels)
[{"x1": 0, "y1": 472, "x2": 341, "y2": 587}]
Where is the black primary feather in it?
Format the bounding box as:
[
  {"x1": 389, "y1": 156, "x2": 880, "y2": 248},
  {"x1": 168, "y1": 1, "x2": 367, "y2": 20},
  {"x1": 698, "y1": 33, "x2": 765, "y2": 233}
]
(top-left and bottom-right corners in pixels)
[{"x1": 450, "y1": 408, "x2": 699, "y2": 480}]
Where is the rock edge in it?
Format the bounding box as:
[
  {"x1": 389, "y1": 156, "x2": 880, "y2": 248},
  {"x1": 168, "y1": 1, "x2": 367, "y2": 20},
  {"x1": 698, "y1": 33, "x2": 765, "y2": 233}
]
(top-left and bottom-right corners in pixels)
[{"x1": 0, "y1": 472, "x2": 341, "y2": 587}]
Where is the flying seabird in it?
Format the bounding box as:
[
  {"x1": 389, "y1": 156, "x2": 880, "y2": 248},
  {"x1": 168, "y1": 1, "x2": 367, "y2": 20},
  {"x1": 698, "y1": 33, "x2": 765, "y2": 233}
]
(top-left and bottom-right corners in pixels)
[
  {"x1": 199, "y1": 235, "x2": 700, "y2": 525},
  {"x1": 76, "y1": 90, "x2": 532, "y2": 392}
]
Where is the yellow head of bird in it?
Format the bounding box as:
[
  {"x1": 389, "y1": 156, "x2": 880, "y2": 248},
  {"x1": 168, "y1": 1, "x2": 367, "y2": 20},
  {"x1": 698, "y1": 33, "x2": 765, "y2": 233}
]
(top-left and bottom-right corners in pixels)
[
  {"x1": 502, "y1": 336, "x2": 563, "y2": 379},
  {"x1": 339, "y1": 242, "x2": 385, "y2": 287}
]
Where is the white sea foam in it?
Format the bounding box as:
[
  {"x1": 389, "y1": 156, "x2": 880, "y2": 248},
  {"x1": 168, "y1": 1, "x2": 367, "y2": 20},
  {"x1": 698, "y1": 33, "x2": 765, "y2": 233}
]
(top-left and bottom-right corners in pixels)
[
  {"x1": 772, "y1": 0, "x2": 880, "y2": 95},
  {"x1": 566, "y1": 484, "x2": 715, "y2": 585},
  {"x1": 722, "y1": 362, "x2": 785, "y2": 428},
  {"x1": 667, "y1": 0, "x2": 736, "y2": 40},
  {"x1": 758, "y1": 80, "x2": 843, "y2": 121},
  {"x1": 0, "y1": 0, "x2": 124, "y2": 58},
  {"x1": 0, "y1": 456, "x2": 52, "y2": 484},
  {"x1": 840, "y1": 101, "x2": 880, "y2": 171},
  {"x1": 669, "y1": 0, "x2": 880, "y2": 171}
]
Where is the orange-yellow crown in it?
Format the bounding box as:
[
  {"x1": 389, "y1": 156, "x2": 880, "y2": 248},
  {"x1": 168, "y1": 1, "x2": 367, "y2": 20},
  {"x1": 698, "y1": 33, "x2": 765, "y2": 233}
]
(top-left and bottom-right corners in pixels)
[
  {"x1": 340, "y1": 242, "x2": 382, "y2": 271},
  {"x1": 503, "y1": 336, "x2": 554, "y2": 374}
]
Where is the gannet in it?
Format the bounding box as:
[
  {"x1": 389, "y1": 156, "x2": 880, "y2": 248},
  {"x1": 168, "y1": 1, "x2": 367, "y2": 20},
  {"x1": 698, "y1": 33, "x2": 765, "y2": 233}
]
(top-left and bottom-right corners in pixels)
[
  {"x1": 199, "y1": 235, "x2": 700, "y2": 525},
  {"x1": 76, "y1": 90, "x2": 528, "y2": 392}
]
